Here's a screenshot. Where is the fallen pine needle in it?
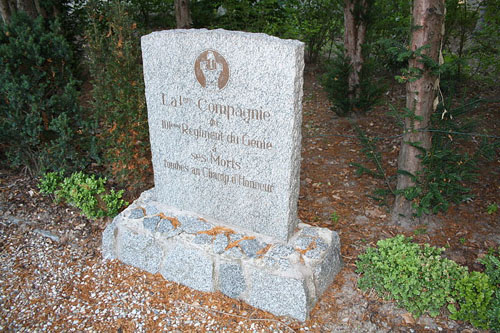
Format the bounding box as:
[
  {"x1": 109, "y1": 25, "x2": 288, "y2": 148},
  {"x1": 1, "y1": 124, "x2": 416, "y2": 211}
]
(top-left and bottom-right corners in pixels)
[{"x1": 177, "y1": 300, "x2": 297, "y2": 332}]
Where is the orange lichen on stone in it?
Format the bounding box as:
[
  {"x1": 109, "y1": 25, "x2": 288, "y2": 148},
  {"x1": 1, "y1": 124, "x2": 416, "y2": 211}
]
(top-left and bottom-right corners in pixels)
[
  {"x1": 297, "y1": 240, "x2": 316, "y2": 256},
  {"x1": 157, "y1": 213, "x2": 181, "y2": 229},
  {"x1": 225, "y1": 236, "x2": 256, "y2": 251},
  {"x1": 137, "y1": 206, "x2": 147, "y2": 215},
  {"x1": 198, "y1": 226, "x2": 235, "y2": 236},
  {"x1": 256, "y1": 244, "x2": 272, "y2": 257}
]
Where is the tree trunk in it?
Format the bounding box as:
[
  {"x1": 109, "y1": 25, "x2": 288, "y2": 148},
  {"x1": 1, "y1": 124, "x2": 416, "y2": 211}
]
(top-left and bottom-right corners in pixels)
[
  {"x1": 0, "y1": 0, "x2": 11, "y2": 24},
  {"x1": 344, "y1": 0, "x2": 368, "y2": 104},
  {"x1": 33, "y1": 0, "x2": 47, "y2": 18},
  {"x1": 175, "y1": 0, "x2": 191, "y2": 29},
  {"x1": 16, "y1": 0, "x2": 37, "y2": 19},
  {"x1": 392, "y1": 0, "x2": 445, "y2": 225}
]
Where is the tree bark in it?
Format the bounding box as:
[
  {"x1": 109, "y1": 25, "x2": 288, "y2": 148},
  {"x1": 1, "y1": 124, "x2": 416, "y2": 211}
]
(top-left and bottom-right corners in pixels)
[
  {"x1": 392, "y1": 0, "x2": 445, "y2": 225},
  {"x1": 16, "y1": 0, "x2": 37, "y2": 19},
  {"x1": 175, "y1": 0, "x2": 191, "y2": 29},
  {"x1": 33, "y1": 0, "x2": 47, "y2": 18},
  {"x1": 344, "y1": 0, "x2": 368, "y2": 104},
  {"x1": 0, "y1": 0, "x2": 11, "y2": 24}
]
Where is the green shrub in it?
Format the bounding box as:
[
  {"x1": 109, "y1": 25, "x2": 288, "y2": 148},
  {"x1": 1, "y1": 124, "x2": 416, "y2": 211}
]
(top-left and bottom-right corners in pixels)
[
  {"x1": 39, "y1": 171, "x2": 65, "y2": 194},
  {"x1": 0, "y1": 13, "x2": 88, "y2": 175},
  {"x1": 39, "y1": 171, "x2": 127, "y2": 219},
  {"x1": 357, "y1": 236, "x2": 500, "y2": 331},
  {"x1": 449, "y1": 271, "x2": 495, "y2": 330},
  {"x1": 85, "y1": 0, "x2": 151, "y2": 191},
  {"x1": 488, "y1": 289, "x2": 500, "y2": 332},
  {"x1": 480, "y1": 247, "x2": 500, "y2": 286},
  {"x1": 356, "y1": 235, "x2": 466, "y2": 317},
  {"x1": 480, "y1": 248, "x2": 500, "y2": 332},
  {"x1": 323, "y1": 47, "x2": 385, "y2": 117}
]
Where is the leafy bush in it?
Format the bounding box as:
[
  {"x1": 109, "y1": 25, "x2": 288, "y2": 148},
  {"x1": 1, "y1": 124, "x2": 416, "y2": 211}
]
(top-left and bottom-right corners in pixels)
[
  {"x1": 480, "y1": 247, "x2": 500, "y2": 286},
  {"x1": 39, "y1": 171, "x2": 65, "y2": 194},
  {"x1": 323, "y1": 47, "x2": 385, "y2": 117},
  {"x1": 449, "y1": 271, "x2": 495, "y2": 330},
  {"x1": 488, "y1": 289, "x2": 500, "y2": 332},
  {"x1": 356, "y1": 235, "x2": 465, "y2": 317},
  {"x1": 357, "y1": 236, "x2": 500, "y2": 331},
  {"x1": 0, "y1": 13, "x2": 88, "y2": 175},
  {"x1": 39, "y1": 171, "x2": 127, "y2": 219},
  {"x1": 480, "y1": 248, "x2": 500, "y2": 332},
  {"x1": 85, "y1": 0, "x2": 151, "y2": 191}
]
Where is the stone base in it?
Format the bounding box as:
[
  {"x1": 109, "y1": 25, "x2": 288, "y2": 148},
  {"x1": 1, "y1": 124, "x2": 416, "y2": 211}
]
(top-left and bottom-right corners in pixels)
[{"x1": 102, "y1": 189, "x2": 342, "y2": 321}]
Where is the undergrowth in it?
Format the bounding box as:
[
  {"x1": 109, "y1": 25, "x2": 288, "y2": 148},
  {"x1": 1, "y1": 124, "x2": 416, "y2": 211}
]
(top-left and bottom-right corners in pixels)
[
  {"x1": 357, "y1": 236, "x2": 500, "y2": 331},
  {"x1": 352, "y1": 98, "x2": 499, "y2": 216},
  {"x1": 323, "y1": 47, "x2": 385, "y2": 117},
  {"x1": 39, "y1": 171, "x2": 127, "y2": 219},
  {"x1": 0, "y1": 13, "x2": 89, "y2": 175}
]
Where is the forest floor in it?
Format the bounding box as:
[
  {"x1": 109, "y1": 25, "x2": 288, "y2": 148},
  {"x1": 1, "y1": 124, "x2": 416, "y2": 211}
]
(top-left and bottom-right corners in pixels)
[{"x1": 0, "y1": 68, "x2": 498, "y2": 332}]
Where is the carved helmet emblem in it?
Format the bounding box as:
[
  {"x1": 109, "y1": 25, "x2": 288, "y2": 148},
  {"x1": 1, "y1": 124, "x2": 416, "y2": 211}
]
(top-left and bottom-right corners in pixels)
[{"x1": 194, "y1": 50, "x2": 229, "y2": 90}]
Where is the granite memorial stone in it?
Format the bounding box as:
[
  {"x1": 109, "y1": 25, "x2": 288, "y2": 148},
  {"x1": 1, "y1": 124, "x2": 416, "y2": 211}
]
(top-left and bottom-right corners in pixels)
[
  {"x1": 103, "y1": 29, "x2": 342, "y2": 321},
  {"x1": 141, "y1": 29, "x2": 303, "y2": 242}
]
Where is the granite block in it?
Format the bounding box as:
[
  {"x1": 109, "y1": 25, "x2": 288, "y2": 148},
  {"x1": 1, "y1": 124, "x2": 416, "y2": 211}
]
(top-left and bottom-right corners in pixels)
[
  {"x1": 129, "y1": 208, "x2": 144, "y2": 219},
  {"x1": 313, "y1": 231, "x2": 342, "y2": 296},
  {"x1": 160, "y1": 242, "x2": 214, "y2": 292},
  {"x1": 178, "y1": 216, "x2": 211, "y2": 234},
  {"x1": 157, "y1": 219, "x2": 174, "y2": 233},
  {"x1": 213, "y1": 233, "x2": 228, "y2": 254},
  {"x1": 247, "y1": 269, "x2": 310, "y2": 322},
  {"x1": 268, "y1": 244, "x2": 294, "y2": 258},
  {"x1": 218, "y1": 263, "x2": 246, "y2": 298},
  {"x1": 143, "y1": 216, "x2": 160, "y2": 232},
  {"x1": 239, "y1": 238, "x2": 263, "y2": 258},
  {"x1": 224, "y1": 246, "x2": 244, "y2": 259},
  {"x1": 116, "y1": 227, "x2": 162, "y2": 274},
  {"x1": 102, "y1": 219, "x2": 117, "y2": 260},
  {"x1": 193, "y1": 233, "x2": 213, "y2": 244},
  {"x1": 294, "y1": 236, "x2": 314, "y2": 250},
  {"x1": 144, "y1": 205, "x2": 159, "y2": 216},
  {"x1": 301, "y1": 227, "x2": 318, "y2": 237}
]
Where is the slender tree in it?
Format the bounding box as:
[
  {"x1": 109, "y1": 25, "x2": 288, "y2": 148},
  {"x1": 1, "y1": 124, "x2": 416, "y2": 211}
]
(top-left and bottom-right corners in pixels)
[
  {"x1": 175, "y1": 0, "x2": 191, "y2": 29},
  {"x1": 0, "y1": 0, "x2": 12, "y2": 24},
  {"x1": 393, "y1": 0, "x2": 446, "y2": 225},
  {"x1": 343, "y1": 0, "x2": 372, "y2": 103}
]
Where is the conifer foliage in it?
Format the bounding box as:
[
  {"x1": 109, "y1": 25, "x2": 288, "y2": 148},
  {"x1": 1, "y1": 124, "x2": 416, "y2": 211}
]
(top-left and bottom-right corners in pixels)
[{"x1": 0, "y1": 12, "x2": 87, "y2": 175}]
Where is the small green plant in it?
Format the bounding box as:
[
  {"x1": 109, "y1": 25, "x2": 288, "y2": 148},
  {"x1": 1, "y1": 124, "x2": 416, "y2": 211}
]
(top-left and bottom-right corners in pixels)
[
  {"x1": 39, "y1": 171, "x2": 127, "y2": 219},
  {"x1": 356, "y1": 235, "x2": 466, "y2": 317},
  {"x1": 449, "y1": 271, "x2": 495, "y2": 330},
  {"x1": 330, "y1": 211, "x2": 340, "y2": 224},
  {"x1": 459, "y1": 237, "x2": 467, "y2": 245},
  {"x1": 39, "y1": 171, "x2": 65, "y2": 195},
  {"x1": 487, "y1": 203, "x2": 499, "y2": 215},
  {"x1": 413, "y1": 227, "x2": 427, "y2": 235}
]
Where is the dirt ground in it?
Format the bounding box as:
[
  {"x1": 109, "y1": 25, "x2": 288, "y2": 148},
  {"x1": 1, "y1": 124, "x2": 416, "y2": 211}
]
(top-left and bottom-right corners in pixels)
[{"x1": 0, "y1": 68, "x2": 498, "y2": 332}]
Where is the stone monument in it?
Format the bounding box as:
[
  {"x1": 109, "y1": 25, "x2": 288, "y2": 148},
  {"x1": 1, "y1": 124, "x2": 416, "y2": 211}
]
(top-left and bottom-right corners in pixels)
[{"x1": 102, "y1": 29, "x2": 342, "y2": 321}]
